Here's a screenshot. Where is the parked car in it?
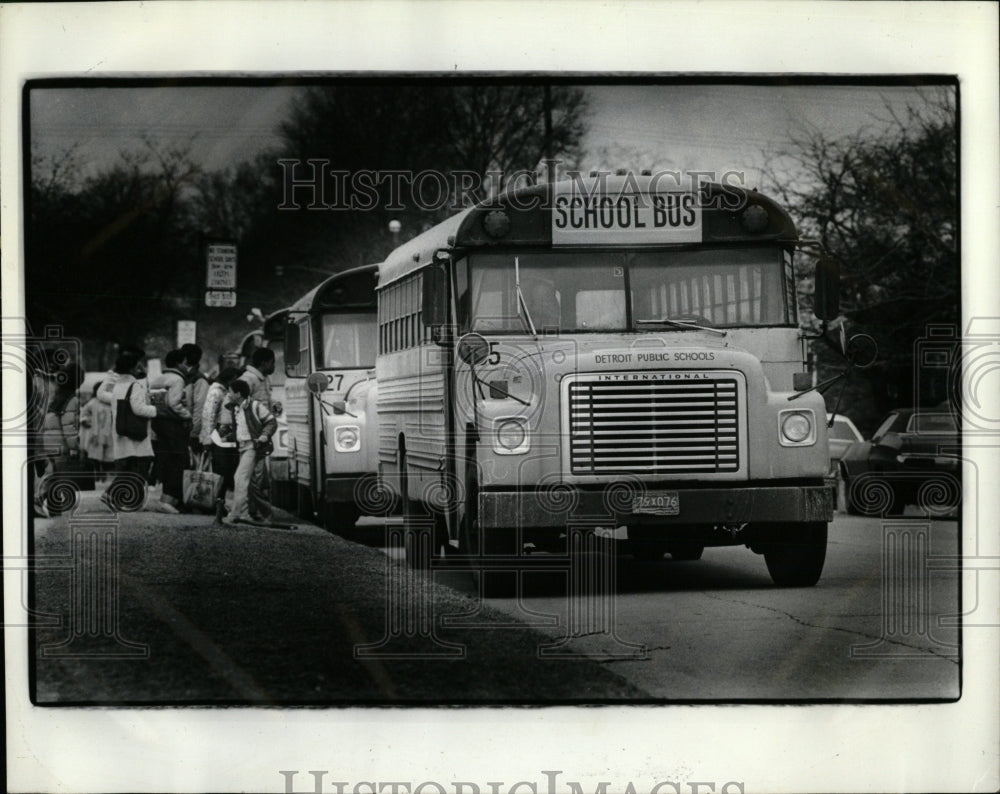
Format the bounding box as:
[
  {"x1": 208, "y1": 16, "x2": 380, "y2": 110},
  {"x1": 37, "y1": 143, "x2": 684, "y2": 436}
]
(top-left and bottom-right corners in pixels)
[
  {"x1": 839, "y1": 408, "x2": 961, "y2": 516},
  {"x1": 827, "y1": 412, "x2": 863, "y2": 477}
]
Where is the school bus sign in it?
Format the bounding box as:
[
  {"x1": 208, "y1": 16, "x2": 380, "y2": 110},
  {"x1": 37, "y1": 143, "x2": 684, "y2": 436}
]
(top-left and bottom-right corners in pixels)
[{"x1": 552, "y1": 180, "x2": 703, "y2": 246}]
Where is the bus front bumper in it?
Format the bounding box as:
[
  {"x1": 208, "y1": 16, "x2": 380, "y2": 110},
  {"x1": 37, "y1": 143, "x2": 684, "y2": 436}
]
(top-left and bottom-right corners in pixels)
[{"x1": 479, "y1": 484, "x2": 834, "y2": 528}]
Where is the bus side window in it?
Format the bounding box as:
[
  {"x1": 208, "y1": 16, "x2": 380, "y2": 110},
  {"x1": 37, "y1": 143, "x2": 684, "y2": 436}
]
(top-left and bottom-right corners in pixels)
[{"x1": 287, "y1": 318, "x2": 311, "y2": 377}]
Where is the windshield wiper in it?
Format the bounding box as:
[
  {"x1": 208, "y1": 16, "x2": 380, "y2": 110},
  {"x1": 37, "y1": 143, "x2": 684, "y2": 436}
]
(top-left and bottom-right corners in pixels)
[
  {"x1": 635, "y1": 317, "x2": 727, "y2": 336},
  {"x1": 514, "y1": 256, "x2": 538, "y2": 336}
]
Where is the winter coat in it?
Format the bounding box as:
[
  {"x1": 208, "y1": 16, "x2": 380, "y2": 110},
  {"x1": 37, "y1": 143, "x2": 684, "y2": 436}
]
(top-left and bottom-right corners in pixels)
[
  {"x1": 40, "y1": 394, "x2": 79, "y2": 457},
  {"x1": 149, "y1": 368, "x2": 192, "y2": 421},
  {"x1": 233, "y1": 398, "x2": 277, "y2": 444},
  {"x1": 200, "y1": 381, "x2": 235, "y2": 446},
  {"x1": 185, "y1": 373, "x2": 210, "y2": 442},
  {"x1": 80, "y1": 396, "x2": 114, "y2": 462},
  {"x1": 109, "y1": 375, "x2": 157, "y2": 459},
  {"x1": 97, "y1": 371, "x2": 118, "y2": 405},
  {"x1": 238, "y1": 365, "x2": 272, "y2": 408}
]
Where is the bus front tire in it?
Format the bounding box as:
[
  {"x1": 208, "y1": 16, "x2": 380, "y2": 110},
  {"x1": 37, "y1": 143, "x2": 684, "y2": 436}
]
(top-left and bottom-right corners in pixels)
[
  {"x1": 669, "y1": 544, "x2": 704, "y2": 561},
  {"x1": 631, "y1": 541, "x2": 668, "y2": 561},
  {"x1": 459, "y1": 519, "x2": 517, "y2": 598},
  {"x1": 761, "y1": 522, "x2": 828, "y2": 587}
]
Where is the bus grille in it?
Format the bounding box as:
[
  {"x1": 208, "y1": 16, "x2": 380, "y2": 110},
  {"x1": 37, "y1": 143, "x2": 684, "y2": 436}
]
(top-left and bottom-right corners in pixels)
[{"x1": 566, "y1": 375, "x2": 742, "y2": 475}]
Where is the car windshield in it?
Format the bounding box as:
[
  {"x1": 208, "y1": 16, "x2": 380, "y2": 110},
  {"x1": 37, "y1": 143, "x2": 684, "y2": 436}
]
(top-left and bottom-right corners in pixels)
[
  {"x1": 873, "y1": 413, "x2": 898, "y2": 439},
  {"x1": 829, "y1": 420, "x2": 860, "y2": 441},
  {"x1": 463, "y1": 248, "x2": 795, "y2": 333},
  {"x1": 320, "y1": 312, "x2": 377, "y2": 368}
]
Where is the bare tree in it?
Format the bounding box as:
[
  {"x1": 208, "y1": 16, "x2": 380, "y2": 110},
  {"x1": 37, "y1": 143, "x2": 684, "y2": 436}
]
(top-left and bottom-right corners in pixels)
[
  {"x1": 764, "y1": 90, "x2": 957, "y2": 419},
  {"x1": 28, "y1": 140, "x2": 204, "y2": 352}
]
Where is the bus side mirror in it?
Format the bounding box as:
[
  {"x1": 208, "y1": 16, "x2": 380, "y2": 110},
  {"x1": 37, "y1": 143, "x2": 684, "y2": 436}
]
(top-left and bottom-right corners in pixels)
[
  {"x1": 813, "y1": 256, "x2": 840, "y2": 322},
  {"x1": 306, "y1": 372, "x2": 327, "y2": 394},
  {"x1": 284, "y1": 321, "x2": 301, "y2": 366},
  {"x1": 457, "y1": 333, "x2": 491, "y2": 366},
  {"x1": 421, "y1": 264, "x2": 448, "y2": 327}
]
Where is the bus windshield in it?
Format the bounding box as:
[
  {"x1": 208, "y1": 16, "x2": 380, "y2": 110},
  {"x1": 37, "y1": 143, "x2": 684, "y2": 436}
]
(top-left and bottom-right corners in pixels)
[
  {"x1": 320, "y1": 312, "x2": 378, "y2": 368},
  {"x1": 464, "y1": 248, "x2": 795, "y2": 333}
]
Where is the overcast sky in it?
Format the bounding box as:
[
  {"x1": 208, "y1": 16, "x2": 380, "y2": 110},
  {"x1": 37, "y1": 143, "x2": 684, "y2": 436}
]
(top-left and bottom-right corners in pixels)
[{"x1": 28, "y1": 81, "x2": 953, "y2": 190}]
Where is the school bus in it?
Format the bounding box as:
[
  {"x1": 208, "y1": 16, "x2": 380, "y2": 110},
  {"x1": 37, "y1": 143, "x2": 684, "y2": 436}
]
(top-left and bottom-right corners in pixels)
[
  {"x1": 282, "y1": 264, "x2": 381, "y2": 532},
  {"x1": 377, "y1": 174, "x2": 837, "y2": 587}
]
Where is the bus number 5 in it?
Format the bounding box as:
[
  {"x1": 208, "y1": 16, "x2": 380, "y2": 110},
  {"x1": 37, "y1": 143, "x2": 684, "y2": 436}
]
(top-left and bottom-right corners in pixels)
[{"x1": 487, "y1": 343, "x2": 501, "y2": 366}]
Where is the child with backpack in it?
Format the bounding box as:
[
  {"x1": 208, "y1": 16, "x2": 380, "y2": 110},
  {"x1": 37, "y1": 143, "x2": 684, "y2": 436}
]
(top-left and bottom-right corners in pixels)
[{"x1": 225, "y1": 378, "x2": 277, "y2": 525}]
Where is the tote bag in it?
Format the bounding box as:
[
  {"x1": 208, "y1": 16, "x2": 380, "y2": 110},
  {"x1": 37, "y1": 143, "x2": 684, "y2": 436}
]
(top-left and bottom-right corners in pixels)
[{"x1": 183, "y1": 451, "x2": 224, "y2": 512}]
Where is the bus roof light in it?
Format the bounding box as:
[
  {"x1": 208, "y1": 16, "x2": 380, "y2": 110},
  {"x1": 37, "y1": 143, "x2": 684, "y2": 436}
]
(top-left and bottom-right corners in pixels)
[
  {"x1": 741, "y1": 205, "x2": 769, "y2": 233},
  {"x1": 483, "y1": 210, "x2": 511, "y2": 239}
]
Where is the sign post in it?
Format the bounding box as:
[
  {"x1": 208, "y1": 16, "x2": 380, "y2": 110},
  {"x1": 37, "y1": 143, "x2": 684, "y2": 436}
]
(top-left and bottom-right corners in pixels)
[
  {"x1": 205, "y1": 241, "x2": 237, "y2": 307},
  {"x1": 176, "y1": 320, "x2": 197, "y2": 347}
]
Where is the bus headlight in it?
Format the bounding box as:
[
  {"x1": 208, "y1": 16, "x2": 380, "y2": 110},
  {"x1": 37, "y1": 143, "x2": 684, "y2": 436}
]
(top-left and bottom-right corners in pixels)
[
  {"x1": 778, "y1": 409, "x2": 816, "y2": 446},
  {"x1": 334, "y1": 425, "x2": 361, "y2": 452},
  {"x1": 493, "y1": 417, "x2": 529, "y2": 455}
]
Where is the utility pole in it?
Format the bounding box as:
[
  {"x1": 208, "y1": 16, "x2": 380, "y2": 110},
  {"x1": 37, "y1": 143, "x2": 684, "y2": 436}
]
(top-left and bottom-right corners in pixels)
[{"x1": 544, "y1": 85, "x2": 554, "y2": 184}]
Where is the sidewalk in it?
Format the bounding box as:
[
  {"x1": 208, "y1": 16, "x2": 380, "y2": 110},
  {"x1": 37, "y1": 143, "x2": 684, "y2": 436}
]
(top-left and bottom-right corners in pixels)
[{"x1": 30, "y1": 490, "x2": 647, "y2": 704}]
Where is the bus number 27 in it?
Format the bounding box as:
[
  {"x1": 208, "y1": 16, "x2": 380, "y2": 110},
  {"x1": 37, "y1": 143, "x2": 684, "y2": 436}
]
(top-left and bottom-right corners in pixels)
[{"x1": 325, "y1": 373, "x2": 344, "y2": 390}]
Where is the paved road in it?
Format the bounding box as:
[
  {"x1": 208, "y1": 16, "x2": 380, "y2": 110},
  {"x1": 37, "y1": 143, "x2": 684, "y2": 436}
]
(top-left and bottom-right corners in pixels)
[
  {"x1": 433, "y1": 512, "x2": 961, "y2": 701},
  {"x1": 31, "y1": 490, "x2": 959, "y2": 704}
]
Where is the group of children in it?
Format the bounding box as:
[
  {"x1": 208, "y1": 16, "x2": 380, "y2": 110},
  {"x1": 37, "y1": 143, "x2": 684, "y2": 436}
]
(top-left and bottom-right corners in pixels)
[{"x1": 36, "y1": 343, "x2": 279, "y2": 526}]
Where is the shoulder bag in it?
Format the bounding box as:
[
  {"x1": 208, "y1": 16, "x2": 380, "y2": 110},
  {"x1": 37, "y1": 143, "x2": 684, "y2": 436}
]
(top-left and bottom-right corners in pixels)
[{"x1": 116, "y1": 383, "x2": 148, "y2": 441}]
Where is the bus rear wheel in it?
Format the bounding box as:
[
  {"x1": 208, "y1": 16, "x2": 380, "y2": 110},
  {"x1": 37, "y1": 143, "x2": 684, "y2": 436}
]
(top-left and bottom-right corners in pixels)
[
  {"x1": 402, "y1": 502, "x2": 448, "y2": 570},
  {"x1": 761, "y1": 522, "x2": 828, "y2": 587},
  {"x1": 400, "y1": 456, "x2": 447, "y2": 570},
  {"x1": 322, "y1": 501, "x2": 361, "y2": 538}
]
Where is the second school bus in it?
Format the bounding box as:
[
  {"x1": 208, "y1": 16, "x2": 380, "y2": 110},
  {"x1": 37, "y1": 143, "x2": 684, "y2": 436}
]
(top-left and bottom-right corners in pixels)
[
  {"x1": 377, "y1": 175, "x2": 836, "y2": 587},
  {"x1": 282, "y1": 264, "x2": 380, "y2": 531}
]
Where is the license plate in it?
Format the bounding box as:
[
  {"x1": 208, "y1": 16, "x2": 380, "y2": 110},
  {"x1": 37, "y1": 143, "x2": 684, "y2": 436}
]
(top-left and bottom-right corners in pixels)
[{"x1": 632, "y1": 492, "x2": 680, "y2": 516}]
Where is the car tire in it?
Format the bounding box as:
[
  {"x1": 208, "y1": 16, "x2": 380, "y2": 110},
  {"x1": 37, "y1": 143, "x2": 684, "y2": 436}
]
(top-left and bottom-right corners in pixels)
[{"x1": 844, "y1": 478, "x2": 863, "y2": 515}]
